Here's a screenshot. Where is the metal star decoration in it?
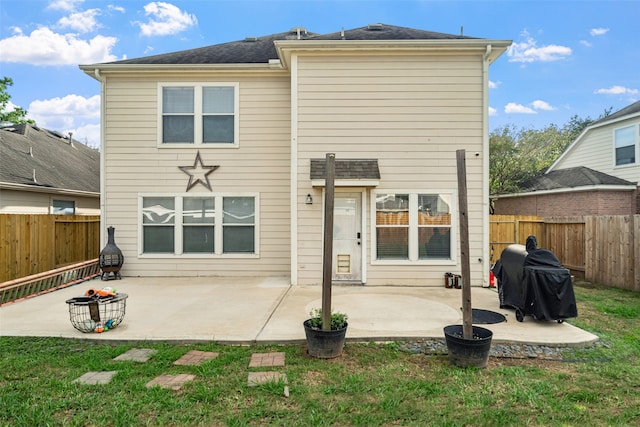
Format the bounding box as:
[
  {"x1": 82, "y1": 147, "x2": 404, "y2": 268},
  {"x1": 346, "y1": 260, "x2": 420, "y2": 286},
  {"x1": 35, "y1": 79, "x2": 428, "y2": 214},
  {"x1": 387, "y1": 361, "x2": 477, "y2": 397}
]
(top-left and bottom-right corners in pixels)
[{"x1": 179, "y1": 151, "x2": 219, "y2": 191}]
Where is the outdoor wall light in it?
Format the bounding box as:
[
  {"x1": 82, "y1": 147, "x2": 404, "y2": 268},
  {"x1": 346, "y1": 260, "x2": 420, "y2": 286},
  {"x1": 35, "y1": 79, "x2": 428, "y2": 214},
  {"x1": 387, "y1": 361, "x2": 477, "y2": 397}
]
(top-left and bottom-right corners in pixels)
[{"x1": 306, "y1": 194, "x2": 313, "y2": 204}]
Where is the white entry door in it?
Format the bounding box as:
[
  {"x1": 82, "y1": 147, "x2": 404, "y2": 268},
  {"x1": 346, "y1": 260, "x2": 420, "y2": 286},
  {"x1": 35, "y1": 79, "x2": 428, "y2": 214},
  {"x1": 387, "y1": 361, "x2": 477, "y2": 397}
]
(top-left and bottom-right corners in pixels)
[{"x1": 332, "y1": 192, "x2": 362, "y2": 282}]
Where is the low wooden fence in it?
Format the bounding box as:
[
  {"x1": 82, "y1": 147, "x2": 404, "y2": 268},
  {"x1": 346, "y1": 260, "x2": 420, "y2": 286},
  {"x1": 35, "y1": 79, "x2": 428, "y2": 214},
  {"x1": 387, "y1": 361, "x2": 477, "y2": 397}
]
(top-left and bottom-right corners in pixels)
[
  {"x1": 490, "y1": 215, "x2": 639, "y2": 291},
  {"x1": 0, "y1": 214, "x2": 100, "y2": 283}
]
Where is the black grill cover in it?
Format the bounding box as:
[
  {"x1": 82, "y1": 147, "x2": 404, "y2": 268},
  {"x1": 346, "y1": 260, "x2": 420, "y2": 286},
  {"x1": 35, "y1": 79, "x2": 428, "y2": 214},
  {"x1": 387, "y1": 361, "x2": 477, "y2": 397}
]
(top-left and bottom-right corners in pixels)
[{"x1": 492, "y1": 237, "x2": 577, "y2": 321}]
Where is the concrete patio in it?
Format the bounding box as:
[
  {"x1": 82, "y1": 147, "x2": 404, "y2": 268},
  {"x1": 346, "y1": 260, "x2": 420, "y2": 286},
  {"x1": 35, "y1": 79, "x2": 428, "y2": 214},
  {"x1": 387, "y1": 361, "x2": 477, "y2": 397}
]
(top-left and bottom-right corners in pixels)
[{"x1": 0, "y1": 276, "x2": 598, "y2": 346}]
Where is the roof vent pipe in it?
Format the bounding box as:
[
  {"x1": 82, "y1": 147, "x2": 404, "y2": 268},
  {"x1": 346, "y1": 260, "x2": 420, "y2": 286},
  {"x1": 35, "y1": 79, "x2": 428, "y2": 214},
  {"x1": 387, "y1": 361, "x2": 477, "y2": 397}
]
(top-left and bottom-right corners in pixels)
[
  {"x1": 32, "y1": 169, "x2": 37, "y2": 183},
  {"x1": 29, "y1": 146, "x2": 33, "y2": 157},
  {"x1": 68, "y1": 131, "x2": 74, "y2": 147}
]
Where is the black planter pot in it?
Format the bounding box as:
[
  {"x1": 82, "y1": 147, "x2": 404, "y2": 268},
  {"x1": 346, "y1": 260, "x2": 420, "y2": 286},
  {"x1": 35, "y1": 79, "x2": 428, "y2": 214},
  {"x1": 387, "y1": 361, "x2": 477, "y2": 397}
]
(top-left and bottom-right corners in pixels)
[
  {"x1": 444, "y1": 325, "x2": 493, "y2": 368},
  {"x1": 303, "y1": 320, "x2": 348, "y2": 359}
]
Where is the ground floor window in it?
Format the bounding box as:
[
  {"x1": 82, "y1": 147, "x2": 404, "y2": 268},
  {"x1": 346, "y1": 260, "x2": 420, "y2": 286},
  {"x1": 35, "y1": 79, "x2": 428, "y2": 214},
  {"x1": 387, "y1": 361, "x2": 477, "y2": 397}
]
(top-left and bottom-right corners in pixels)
[
  {"x1": 374, "y1": 192, "x2": 453, "y2": 262},
  {"x1": 141, "y1": 194, "x2": 257, "y2": 256}
]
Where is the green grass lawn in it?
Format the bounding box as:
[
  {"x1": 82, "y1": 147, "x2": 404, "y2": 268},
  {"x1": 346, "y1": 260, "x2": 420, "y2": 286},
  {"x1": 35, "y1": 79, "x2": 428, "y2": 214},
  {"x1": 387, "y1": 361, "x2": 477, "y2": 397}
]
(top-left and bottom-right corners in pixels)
[{"x1": 1, "y1": 281, "x2": 639, "y2": 426}]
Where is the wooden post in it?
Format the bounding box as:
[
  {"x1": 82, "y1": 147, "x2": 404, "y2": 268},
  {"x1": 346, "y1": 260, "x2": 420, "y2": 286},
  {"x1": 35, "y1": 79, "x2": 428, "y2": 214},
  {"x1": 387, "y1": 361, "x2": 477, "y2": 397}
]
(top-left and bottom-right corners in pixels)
[
  {"x1": 456, "y1": 150, "x2": 473, "y2": 340},
  {"x1": 322, "y1": 153, "x2": 336, "y2": 331}
]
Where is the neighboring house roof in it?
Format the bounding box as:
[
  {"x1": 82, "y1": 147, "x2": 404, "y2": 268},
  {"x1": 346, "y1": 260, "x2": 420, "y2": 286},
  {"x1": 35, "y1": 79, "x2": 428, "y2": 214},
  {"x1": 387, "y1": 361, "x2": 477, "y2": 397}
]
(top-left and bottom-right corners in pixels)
[
  {"x1": 105, "y1": 24, "x2": 478, "y2": 66},
  {"x1": 523, "y1": 166, "x2": 635, "y2": 191},
  {"x1": 548, "y1": 100, "x2": 640, "y2": 173},
  {"x1": 589, "y1": 100, "x2": 640, "y2": 126},
  {"x1": 493, "y1": 166, "x2": 635, "y2": 199},
  {"x1": 0, "y1": 123, "x2": 100, "y2": 195}
]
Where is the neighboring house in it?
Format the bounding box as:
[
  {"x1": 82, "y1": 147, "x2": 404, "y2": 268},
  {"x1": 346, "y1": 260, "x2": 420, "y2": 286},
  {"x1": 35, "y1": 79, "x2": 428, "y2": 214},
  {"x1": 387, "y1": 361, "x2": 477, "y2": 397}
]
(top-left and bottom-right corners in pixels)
[
  {"x1": 493, "y1": 100, "x2": 640, "y2": 216},
  {"x1": 0, "y1": 123, "x2": 100, "y2": 215},
  {"x1": 80, "y1": 24, "x2": 510, "y2": 286}
]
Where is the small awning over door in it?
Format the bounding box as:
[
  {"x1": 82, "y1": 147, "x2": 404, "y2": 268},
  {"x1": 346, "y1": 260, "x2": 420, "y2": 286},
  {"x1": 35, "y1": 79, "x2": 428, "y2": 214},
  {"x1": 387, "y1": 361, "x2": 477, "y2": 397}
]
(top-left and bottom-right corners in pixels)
[{"x1": 310, "y1": 158, "x2": 380, "y2": 187}]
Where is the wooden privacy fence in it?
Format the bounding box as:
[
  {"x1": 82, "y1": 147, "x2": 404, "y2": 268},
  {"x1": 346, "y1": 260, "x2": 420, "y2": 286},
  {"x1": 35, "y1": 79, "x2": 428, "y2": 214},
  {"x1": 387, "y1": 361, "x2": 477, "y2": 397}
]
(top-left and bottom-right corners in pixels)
[
  {"x1": 0, "y1": 214, "x2": 100, "y2": 283},
  {"x1": 490, "y1": 215, "x2": 639, "y2": 291}
]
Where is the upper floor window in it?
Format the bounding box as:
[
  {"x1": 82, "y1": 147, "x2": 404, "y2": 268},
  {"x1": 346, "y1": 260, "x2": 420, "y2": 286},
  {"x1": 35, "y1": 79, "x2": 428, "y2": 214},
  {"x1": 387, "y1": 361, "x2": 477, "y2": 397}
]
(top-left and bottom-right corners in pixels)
[
  {"x1": 52, "y1": 199, "x2": 75, "y2": 215},
  {"x1": 160, "y1": 83, "x2": 238, "y2": 146},
  {"x1": 614, "y1": 125, "x2": 637, "y2": 166}
]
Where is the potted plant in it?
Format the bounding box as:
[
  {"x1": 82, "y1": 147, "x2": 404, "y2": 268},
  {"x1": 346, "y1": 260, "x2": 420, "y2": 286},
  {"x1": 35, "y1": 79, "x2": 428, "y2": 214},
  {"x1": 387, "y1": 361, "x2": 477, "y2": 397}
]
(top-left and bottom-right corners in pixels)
[
  {"x1": 303, "y1": 153, "x2": 349, "y2": 359},
  {"x1": 303, "y1": 308, "x2": 348, "y2": 358},
  {"x1": 443, "y1": 150, "x2": 493, "y2": 368}
]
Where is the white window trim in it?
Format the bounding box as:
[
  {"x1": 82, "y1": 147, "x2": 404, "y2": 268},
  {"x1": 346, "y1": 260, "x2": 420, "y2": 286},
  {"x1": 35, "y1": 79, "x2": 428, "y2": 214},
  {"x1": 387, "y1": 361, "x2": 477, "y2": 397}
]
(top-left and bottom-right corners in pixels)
[
  {"x1": 157, "y1": 82, "x2": 240, "y2": 148},
  {"x1": 612, "y1": 123, "x2": 639, "y2": 168},
  {"x1": 138, "y1": 192, "x2": 259, "y2": 259},
  {"x1": 370, "y1": 190, "x2": 457, "y2": 266}
]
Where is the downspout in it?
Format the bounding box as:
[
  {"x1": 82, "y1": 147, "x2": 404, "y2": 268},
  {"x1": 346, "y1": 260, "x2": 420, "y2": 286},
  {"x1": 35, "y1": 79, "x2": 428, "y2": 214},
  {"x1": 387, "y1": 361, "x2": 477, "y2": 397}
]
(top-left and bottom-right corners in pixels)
[
  {"x1": 481, "y1": 44, "x2": 492, "y2": 286},
  {"x1": 94, "y1": 68, "x2": 107, "y2": 249}
]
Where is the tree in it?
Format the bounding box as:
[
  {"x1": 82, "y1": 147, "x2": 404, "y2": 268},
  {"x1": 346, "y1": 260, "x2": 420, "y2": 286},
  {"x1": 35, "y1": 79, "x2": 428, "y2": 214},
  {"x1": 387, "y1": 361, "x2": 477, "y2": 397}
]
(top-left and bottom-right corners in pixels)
[
  {"x1": 489, "y1": 111, "x2": 611, "y2": 196},
  {"x1": 0, "y1": 77, "x2": 35, "y2": 125}
]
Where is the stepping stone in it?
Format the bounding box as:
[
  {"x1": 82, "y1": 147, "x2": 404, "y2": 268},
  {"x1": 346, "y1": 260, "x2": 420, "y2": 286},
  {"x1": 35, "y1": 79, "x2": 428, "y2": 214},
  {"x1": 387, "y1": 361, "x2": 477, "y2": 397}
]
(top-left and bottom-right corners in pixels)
[
  {"x1": 146, "y1": 374, "x2": 196, "y2": 391},
  {"x1": 247, "y1": 372, "x2": 287, "y2": 386},
  {"x1": 249, "y1": 352, "x2": 285, "y2": 368},
  {"x1": 113, "y1": 348, "x2": 157, "y2": 362},
  {"x1": 74, "y1": 371, "x2": 117, "y2": 385},
  {"x1": 174, "y1": 350, "x2": 219, "y2": 366}
]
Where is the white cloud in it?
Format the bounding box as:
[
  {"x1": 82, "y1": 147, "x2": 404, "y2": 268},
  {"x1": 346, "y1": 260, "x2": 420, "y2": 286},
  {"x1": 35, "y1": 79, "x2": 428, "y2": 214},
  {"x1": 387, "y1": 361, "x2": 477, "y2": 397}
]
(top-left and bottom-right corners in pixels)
[
  {"x1": 507, "y1": 31, "x2": 571, "y2": 63},
  {"x1": 108, "y1": 5, "x2": 126, "y2": 13},
  {"x1": 27, "y1": 94, "x2": 101, "y2": 147},
  {"x1": 57, "y1": 9, "x2": 101, "y2": 33},
  {"x1": 531, "y1": 100, "x2": 556, "y2": 111},
  {"x1": 72, "y1": 123, "x2": 101, "y2": 148},
  {"x1": 505, "y1": 102, "x2": 536, "y2": 114},
  {"x1": 136, "y1": 2, "x2": 197, "y2": 36},
  {"x1": 0, "y1": 27, "x2": 118, "y2": 65},
  {"x1": 47, "y1": 0, "x2": 84, "y2": 11},
  {"x1": 488, "y1": 106, "x2": 497, "y2": 116},
  {"x1": 594, "y1": 86, "x2": 639, "y2": 95},
  {"x1": 590, "y1": 28, "x2": 609, "y2": 36},
  {"x1": 580, "y1": 40, "x2": 592, "y2": 47},
  {"x1": 488, "y1": 80, "x2": 499, "y2": 89}
]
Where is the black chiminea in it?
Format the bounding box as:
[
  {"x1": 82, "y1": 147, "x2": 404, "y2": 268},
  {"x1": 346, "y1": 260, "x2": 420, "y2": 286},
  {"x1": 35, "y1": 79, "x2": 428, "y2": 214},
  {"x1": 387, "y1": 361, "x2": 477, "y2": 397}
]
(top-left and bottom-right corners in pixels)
[{"x1": 99, "y1": 226, "x2": 124, "y2": 280}]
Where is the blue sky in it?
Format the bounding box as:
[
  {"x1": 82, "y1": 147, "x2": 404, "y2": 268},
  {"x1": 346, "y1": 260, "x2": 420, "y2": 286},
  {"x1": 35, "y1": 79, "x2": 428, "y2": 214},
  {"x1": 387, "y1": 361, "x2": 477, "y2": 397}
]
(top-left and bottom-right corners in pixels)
[{"x1": 1, "y1": 0, "x2": 638, "y2": 148}]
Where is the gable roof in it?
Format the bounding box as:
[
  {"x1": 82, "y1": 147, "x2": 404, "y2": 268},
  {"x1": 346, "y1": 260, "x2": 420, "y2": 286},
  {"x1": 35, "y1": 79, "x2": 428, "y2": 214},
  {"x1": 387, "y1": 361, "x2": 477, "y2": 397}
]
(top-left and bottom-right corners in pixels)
[
  {"x1": 0, "y1": 124, "x2": 100, "y2": 195},
  {"x1": 495, "y1": 166, "x2": 635, "y2": 198},
  {"x1": 104, "y1": 24, "x2": 479, "y2": 66},
  {"x1": 548, "y1": 100, "x2": 640, "y2": 172}
]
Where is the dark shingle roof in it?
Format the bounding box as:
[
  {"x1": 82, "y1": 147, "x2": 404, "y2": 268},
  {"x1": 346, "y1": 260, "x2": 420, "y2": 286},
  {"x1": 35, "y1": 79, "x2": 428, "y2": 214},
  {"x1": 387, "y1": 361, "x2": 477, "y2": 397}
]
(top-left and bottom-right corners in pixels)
[
  {"x1": 591, "y1": 100, "x2": 640, "y2": 126},
  {"x1": 310, "y1": 159, "x2": 380, "y2": 180},
  {"x1": 522, "y1": 166, "x2": 634, "y2": 192},
  {"x1": 0, "y1": 124, "x2": 100, "y2": 194},
  {"x1": 107, "y1": 24, "x2": 477, "y2": 65}
]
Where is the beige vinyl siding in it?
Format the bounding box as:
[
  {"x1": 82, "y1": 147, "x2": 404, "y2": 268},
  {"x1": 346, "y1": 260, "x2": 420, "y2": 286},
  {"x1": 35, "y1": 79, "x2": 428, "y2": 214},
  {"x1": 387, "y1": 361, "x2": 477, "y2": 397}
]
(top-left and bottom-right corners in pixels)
[
  {"x1": 554, "y1": 117, "x2": 640, "y2": 183},
  {"x1": 295, "y1": 54, "x2": 486, "y2": 286},
  {"x1": 102, "y1": 74, "x2": 291, "y2": 277},
  {"x1": 0, "y1": 189, "x2": 99, "y2": 215}
]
